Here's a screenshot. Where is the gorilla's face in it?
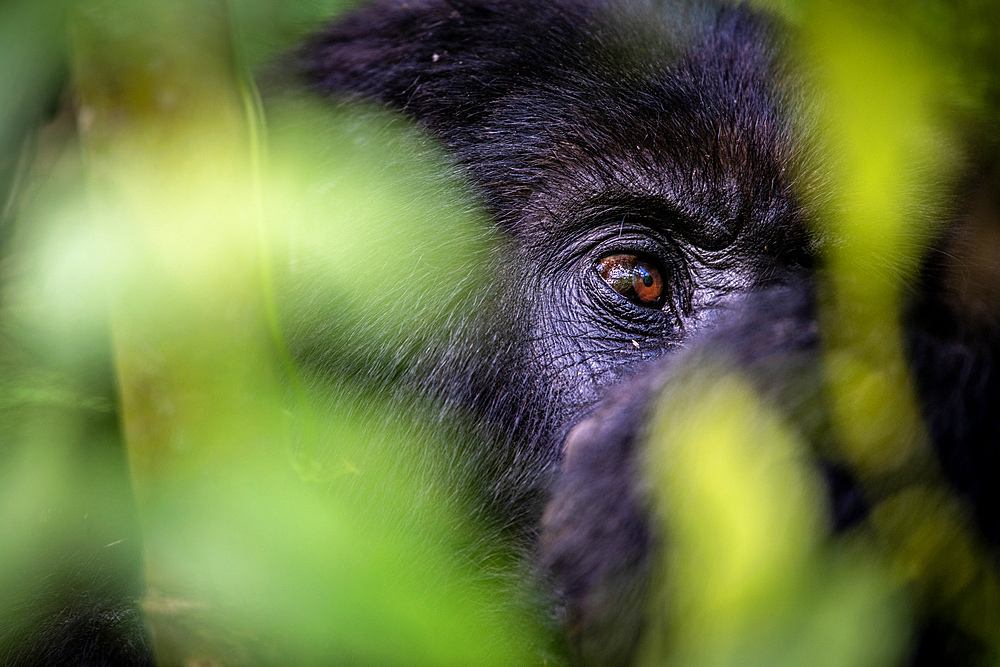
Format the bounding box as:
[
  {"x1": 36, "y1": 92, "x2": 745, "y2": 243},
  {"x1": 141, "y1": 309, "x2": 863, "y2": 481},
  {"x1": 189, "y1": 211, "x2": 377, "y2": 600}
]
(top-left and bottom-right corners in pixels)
[
  {"x1": 297, "y1": 1, "x2": 998, "y2": 665},
  {"x1": 299, "y1": 1, "x2": 820, "y2": 661},
  {"x1": 302, "y1": 0, "x2": 814, "y2": 454}
]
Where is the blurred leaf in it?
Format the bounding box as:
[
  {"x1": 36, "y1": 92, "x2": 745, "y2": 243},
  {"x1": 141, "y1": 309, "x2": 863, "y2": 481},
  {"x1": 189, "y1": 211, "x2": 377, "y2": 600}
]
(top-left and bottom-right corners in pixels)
[
  {"x1": 639, "y1": 370, "x2": 910, "y2": 667},
  {"x1": 62, "y1": 1, "x2": 544, "y2": 665}
]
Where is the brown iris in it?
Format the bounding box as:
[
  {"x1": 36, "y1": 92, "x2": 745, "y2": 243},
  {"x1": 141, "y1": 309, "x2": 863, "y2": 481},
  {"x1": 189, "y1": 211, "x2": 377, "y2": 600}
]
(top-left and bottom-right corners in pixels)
[{"x1": 596, "y1": 254, "x2": 665, "y2": 308}]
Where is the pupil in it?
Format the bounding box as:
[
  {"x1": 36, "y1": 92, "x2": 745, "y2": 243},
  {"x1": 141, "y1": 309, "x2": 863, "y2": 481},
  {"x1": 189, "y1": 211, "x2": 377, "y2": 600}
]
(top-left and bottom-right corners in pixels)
[{"x1": 642, "y1": 274, "x2": 653, "y2": 287}]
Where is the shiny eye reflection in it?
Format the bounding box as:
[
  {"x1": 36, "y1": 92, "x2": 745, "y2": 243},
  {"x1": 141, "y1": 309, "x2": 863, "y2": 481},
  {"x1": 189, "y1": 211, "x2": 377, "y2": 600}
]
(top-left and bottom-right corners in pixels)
[{"x1": 596, "y1": 254, "x2": 665, "y2": 308}]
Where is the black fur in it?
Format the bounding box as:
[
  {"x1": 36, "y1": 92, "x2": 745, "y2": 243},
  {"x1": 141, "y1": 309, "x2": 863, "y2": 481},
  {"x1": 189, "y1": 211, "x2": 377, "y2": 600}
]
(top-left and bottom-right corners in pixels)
[
  {"x1": 300, "y1": 1, "x2": 1000, "y2": 665},
  {"x1": 299, "y1": 0, "x2": 814, "y2": 529}
]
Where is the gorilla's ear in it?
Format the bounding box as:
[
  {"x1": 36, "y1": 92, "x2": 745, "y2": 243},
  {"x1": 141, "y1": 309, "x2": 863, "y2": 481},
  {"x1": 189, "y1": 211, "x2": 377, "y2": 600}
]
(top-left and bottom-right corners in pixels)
[{"x1": 298, "y1": 0, "x2": 597, "y2": 132}]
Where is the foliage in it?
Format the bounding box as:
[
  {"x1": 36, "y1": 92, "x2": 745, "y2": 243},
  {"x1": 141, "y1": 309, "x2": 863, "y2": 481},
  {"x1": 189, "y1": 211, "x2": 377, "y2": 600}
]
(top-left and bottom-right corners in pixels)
[{"x1": 0, "y1": 0, "x2": 998, "y2": 665}]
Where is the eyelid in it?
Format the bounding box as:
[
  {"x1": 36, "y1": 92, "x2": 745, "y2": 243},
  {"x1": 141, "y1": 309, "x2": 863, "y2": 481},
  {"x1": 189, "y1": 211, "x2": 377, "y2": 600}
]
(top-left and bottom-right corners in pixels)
[{"x1": 558, "y1": 218, "x2": 672, "y2": 266}]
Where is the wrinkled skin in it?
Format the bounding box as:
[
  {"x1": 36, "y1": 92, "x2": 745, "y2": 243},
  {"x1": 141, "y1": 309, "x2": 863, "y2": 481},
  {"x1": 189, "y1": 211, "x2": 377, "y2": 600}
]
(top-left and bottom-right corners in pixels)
[{"x1": 8, "y1": 0, "x2": 1000, "y2": 665}]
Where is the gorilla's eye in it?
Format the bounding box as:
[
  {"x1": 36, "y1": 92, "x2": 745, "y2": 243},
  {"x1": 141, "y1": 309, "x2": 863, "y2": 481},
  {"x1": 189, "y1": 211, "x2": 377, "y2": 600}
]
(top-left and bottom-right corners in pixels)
[{"x1": 596, "y1": 254, "x2": 665, "y2": 308}]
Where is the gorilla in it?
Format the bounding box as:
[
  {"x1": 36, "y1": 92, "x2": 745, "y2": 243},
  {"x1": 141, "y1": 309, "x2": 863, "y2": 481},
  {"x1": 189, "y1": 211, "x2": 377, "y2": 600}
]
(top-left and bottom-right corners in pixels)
[
  {"x1": 294, "y1": 0, "x2": 1000, "y2": 664},
  {"x1": 4, "y1": 0, "x2": 999, "y2": 665}
]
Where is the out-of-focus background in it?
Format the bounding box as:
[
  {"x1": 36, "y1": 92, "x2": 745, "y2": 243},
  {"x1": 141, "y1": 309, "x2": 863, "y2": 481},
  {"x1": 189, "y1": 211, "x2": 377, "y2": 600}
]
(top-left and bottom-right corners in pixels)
[{"x1": 0, "y1": 0, "x2": 998, "y2": 665}]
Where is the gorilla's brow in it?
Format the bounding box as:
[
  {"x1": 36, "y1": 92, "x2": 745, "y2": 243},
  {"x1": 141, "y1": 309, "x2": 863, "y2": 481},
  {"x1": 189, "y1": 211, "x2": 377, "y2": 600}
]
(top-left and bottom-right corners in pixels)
[{"x1": 529, "y1": 186, "x2": 743, "y2": 253}]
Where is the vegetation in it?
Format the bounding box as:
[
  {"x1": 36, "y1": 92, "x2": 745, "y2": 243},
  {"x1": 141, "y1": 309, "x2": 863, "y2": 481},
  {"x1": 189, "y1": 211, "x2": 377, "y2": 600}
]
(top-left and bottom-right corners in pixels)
[{"x1": 1, "y1": 0, "x2": 998, "y2": 664}]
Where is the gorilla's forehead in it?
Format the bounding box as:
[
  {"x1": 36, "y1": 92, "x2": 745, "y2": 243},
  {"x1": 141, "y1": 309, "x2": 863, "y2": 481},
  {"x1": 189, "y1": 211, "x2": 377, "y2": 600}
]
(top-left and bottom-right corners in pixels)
[
  {"x1": 303, "y1": 0, "x2": 811, "y2": 253},
  {"x1": 473, "y1": 100, "x2": 805, "y2": 260},
  {"x1": 446, "y1": 10, "x2": 805, "y2": 248}
]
